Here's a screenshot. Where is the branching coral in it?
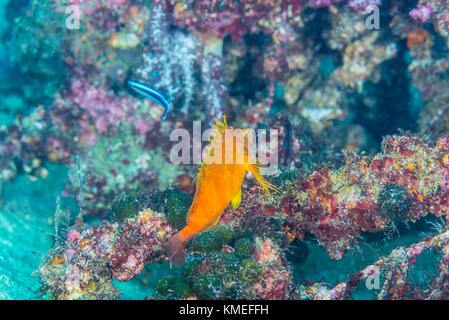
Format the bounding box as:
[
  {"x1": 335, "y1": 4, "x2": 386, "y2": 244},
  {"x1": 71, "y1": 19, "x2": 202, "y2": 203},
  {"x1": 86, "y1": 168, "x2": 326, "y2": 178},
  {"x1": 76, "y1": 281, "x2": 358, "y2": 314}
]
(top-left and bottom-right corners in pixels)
[{"x1": 136, "y1": 2, "x2": 201, "y2": 115}]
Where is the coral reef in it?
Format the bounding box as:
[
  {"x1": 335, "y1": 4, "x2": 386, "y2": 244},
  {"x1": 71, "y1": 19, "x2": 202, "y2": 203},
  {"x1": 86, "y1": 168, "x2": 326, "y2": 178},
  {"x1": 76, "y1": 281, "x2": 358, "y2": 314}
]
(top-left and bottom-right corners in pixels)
[
  {"x1": 154, "y1": 229, "x2": 294, "y2": 299},
  {"x1": 3, "y1": 1, "x2": 68, "y2": 106},
  {"x1": 38, "y1": 209, "x2": 173, "y2": 299},
  {"x1": 298, "y1": 228, "x2": 449, "y2": 299},
  {"x1": 405, "y1": 27, "x2": 449, "y2": 136},
  {"x1": 168, "y1": 0, "x2": 305, "y2": 42},
  {"x1": 38, "y1": 131, "x2": 449, "y2": 300},
  {"x1": 3, "y1": 0, "x2": 449, "y2": 301},
  {"x1": 281, "y1": 133, "x2": 449, "y2": 259},
  {"x1": 410, "y1": 1, "x2": 449, "y2": 39},
  {"x1": 136, "y1": 3, "x2": 201, "y2": 115}
]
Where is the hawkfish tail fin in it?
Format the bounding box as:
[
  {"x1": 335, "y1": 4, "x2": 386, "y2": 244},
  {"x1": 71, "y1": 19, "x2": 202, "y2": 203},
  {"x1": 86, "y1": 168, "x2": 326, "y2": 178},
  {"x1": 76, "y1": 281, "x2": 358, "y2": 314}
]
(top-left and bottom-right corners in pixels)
[
  {"x1": 247, "y1": 161, "x2": 280, "y2": 197},
  {"x1": 165, "y1": 231, "x2": 187, "y2": 268}
]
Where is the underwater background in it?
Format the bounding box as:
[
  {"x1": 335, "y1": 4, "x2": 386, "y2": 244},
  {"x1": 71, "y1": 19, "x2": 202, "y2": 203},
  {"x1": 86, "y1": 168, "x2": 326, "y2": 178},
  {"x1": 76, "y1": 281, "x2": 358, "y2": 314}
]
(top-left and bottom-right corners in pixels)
[{"x1": 1, "y1": 0, "x2": 449, "y2": 300}]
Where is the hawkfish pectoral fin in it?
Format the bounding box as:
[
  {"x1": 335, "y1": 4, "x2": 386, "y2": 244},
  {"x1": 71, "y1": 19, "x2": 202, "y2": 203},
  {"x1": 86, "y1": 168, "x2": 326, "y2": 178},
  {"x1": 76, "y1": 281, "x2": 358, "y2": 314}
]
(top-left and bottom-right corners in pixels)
[
  {"x1": 231, "y1": 188, "x2": 242, "y2": 209},
  {"x1": 246, "y1": 162, "x2": 280, "y2": 197}
]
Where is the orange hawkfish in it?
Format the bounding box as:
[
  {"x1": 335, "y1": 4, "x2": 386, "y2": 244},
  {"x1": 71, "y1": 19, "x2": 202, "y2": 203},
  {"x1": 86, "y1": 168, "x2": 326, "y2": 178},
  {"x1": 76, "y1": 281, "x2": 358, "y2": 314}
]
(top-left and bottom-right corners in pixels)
[{"x1": 165, "y1": 116, "x2": 279, "y2": 266}]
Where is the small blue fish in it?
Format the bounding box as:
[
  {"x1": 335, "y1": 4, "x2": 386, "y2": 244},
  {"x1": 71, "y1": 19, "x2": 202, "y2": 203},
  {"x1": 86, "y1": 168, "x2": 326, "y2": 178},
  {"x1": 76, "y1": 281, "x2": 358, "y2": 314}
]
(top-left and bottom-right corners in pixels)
[{"x1": 128, "y1": 80, "x2": 171, "y2": 120}]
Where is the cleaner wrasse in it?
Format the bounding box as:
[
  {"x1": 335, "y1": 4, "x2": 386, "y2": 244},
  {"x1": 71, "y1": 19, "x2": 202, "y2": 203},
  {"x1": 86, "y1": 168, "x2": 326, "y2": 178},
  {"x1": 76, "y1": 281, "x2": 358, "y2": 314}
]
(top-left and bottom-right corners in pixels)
[{"x1": 128, "y1": 80, "x2": 171, "y2": 120}]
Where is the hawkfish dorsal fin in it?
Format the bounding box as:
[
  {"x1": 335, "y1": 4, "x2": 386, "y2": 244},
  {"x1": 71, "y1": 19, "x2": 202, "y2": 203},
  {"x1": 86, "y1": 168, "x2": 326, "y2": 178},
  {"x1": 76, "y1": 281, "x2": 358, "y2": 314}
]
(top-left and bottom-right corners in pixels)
[
  {"x1": 214, "y1": 115, "x2": 228, "y2": 133},
  {"x1": 198, "y1": 116, "x2": 230, "y2": 166},
  {"x1": 193, "y1": 162, "x2": 207, "y2": 186}
]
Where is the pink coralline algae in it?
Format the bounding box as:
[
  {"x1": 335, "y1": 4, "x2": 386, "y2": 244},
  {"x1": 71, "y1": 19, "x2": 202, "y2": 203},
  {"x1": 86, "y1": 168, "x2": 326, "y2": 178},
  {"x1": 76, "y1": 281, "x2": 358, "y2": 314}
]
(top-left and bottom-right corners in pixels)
[
  {"x1": 110, "y1": 209, "x2": 175, "y2": 281},
  {"x1": 310, "y1": 0, "x2": 345, "y2": 8},
  {"x1": 252, "y1": 237, "x2": 293, "y2": 300},
  {"x1": 409, "y1": 1, "x2": 449, "y2": 38},
  {"x1": 410, "y1": 5, "x2": 434, "y2": 23},
  {"x1": 38, "y1": 209, "x2": 174, "y2": 299},
  {"x1": 69, "y1": 79, "x2": 155, "y2": 136},
  {"x1": 310, "y1": 0, "x2": 380, "y2": 10},
  {"x1": 47, "y1": 78, "x2": 159, "y2": 154},
  {"x1": 347, "y1": 0, "x2": 381, "y2": 11}
]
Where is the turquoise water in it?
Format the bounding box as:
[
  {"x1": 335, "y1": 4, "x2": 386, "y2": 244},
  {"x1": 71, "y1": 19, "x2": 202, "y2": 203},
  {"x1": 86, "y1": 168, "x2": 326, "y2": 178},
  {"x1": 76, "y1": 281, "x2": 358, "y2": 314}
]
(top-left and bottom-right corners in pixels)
[
  {"x1": 0, "y1": 164, "x2": 65, "y2": 299},
  {"x1": 0, "y1": 163, "x2": 180, "y2": 299}
]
